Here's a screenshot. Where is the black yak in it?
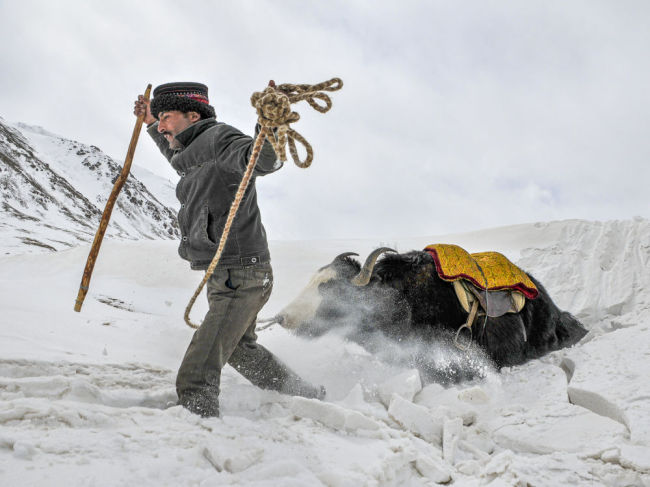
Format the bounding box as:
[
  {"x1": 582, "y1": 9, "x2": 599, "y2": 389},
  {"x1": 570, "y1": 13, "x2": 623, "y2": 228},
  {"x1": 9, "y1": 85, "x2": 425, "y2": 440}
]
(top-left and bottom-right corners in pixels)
[{"x1": 266, "y1": 247, "x2": 587, "y2": 384}]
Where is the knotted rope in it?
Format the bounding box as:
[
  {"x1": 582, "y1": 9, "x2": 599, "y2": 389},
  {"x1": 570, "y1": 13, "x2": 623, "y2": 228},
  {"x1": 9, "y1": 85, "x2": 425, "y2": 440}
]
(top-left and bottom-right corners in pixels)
[
  {"x1": 250, "y1": 78, "x2": 342, "y2": 168},
  {"x1": 184, "y1": 78, "x2": 343, "y2": 329}
]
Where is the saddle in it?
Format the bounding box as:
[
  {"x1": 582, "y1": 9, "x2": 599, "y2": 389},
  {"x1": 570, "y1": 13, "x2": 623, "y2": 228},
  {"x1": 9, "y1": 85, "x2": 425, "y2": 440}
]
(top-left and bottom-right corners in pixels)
[{"x1": 424, "y1": 244, "x2": 538, "y2": 346}]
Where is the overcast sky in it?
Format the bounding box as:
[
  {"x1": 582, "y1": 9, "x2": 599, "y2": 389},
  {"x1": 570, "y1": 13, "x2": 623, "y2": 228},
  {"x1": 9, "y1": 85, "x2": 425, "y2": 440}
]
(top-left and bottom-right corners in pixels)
[{"x1": 1, "y1": 0, "x2": 648, "y2": 240}]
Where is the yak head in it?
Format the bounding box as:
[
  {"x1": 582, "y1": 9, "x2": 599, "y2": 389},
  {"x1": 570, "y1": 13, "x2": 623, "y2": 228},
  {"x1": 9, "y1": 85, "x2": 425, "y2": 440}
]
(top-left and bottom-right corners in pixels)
[
  {"x1": 269, "y1": 247, "x2": 397, "y2": 336},
  {"x1": 265, "y1": 247, "x2": 496, "y2": 385}
]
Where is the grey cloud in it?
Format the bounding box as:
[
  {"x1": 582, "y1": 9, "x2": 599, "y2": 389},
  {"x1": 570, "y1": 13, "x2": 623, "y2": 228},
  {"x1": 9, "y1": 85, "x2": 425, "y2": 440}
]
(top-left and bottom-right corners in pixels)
[{"x1": 1, "y1": 0, "x2": 648, "y2": 239}]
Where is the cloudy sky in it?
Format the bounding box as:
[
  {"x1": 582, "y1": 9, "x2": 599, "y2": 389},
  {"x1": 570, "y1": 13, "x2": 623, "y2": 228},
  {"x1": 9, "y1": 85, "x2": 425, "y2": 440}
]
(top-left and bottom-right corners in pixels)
[{"x1": 1, "y1": 0, "x2": 648, "y2": 240}]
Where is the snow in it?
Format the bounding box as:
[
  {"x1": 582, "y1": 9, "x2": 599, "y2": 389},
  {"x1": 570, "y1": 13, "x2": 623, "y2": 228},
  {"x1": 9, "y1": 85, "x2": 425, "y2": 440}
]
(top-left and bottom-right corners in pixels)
[
  {"x1": 0, "y1": 120, "x2": 179, "y2": 254},
  {"x1": 0, "y1": 218, "x2": 649, "y2": 486}
]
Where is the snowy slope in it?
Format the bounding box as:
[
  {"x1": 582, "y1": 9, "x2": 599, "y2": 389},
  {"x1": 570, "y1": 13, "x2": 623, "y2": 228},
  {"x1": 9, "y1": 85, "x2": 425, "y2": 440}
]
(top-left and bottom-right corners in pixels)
[
  {"x1": 0, "y1": 219, "x2": 649, "y2": 486},
  {"x1": 0, "y1": 117, "x2": 179, "y2": 254}
]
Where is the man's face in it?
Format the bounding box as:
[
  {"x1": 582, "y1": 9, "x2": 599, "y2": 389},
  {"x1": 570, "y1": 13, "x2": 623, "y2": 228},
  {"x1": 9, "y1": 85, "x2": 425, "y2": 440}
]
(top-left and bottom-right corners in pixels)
[{"x1": 157, "y1": 110, "x2": 200, "y2": 149}]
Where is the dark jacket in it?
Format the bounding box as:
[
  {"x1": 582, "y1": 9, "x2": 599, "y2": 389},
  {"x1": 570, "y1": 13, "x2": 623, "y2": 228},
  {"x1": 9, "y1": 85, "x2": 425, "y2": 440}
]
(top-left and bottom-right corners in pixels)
[{"x1": 147, "y1": 118, "x2": 281, "y2": 270}]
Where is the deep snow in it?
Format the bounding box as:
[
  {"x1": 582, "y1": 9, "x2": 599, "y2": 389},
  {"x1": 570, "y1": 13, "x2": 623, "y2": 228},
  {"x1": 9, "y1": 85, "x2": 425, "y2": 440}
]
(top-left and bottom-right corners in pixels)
[{"x1": 0, "y1": 218, "x2": 648, "y2": 486}]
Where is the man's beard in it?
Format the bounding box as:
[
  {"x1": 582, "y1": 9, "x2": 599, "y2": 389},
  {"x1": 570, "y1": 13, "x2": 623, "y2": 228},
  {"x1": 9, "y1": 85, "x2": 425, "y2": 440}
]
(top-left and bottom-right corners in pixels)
[{"x1": 164, "y1": 133, "x2": 181, "y2": 149}]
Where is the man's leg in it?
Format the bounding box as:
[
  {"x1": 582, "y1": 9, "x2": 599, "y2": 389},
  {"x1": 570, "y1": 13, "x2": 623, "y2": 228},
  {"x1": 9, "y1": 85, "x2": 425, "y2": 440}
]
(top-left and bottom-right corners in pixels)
[
  {"x1": 229, "y1": 319, "x2": 325, "y2": 399},
  {"x1": 226, "y1": 264, "x2": 324, "y2": 398},
  {"x1": 176, "y1": 264, "x2": 273, "y2": 417}
]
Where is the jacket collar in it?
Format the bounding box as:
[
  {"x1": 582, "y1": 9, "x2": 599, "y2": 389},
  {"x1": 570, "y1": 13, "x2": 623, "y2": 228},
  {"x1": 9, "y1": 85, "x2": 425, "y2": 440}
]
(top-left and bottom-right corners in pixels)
[{"x1": 174, "y1": 118, "x2": 218, "y2": 149}]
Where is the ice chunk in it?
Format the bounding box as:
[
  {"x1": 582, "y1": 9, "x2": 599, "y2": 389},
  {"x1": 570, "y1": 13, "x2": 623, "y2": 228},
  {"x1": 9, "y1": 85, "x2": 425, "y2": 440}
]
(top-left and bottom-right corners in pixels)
[
  {"x1": 414, "y1": 455, "x2": 452, "y2": 483},
  {"x1": 565, "y1": 324, "x2": 650, "y2": 447},
  {"x1": 457, "y1": 385, "x2": 490, "y2": 405},
  {"x1": 442, "y1": 417, "x2": 463, "y2": 464},
  {"x1": 415, "y1": 383, "x2": 478, "y2": 426},
  {"x1": 336, "y1": 383, "x2": 389, "y2": 421},
  {"x1": 291, "y1": 397, "x2": 380, "y2": 432},
  {"x1": 387, "y1": 394, "x2": 442, "y2": 444},
  {"x1": 224, "y1": 447, "x2": 264, "y2": 474},
  {"x1": 455, "y1": 459, "x2": 481, "y2": 476},
  {"x1": 377, "y1": 369, "x2": 422, "y2": 407},
  {"x1": 620, "y1": 445, "x2": 650, "y2": 474}
]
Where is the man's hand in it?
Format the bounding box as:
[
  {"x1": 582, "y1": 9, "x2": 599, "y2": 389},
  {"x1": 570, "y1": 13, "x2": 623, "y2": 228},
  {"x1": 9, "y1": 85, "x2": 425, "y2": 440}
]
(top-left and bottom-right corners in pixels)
[{"x1": 134, "y1": 95, "x2": 156, "y2": 125}]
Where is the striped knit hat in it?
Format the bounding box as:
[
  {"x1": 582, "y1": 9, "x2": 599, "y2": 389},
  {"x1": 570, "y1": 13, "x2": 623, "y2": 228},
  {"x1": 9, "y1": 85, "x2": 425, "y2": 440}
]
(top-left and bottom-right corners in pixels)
[{"x1": 150, "y1": 82, "x2": 216, "y2": 120}]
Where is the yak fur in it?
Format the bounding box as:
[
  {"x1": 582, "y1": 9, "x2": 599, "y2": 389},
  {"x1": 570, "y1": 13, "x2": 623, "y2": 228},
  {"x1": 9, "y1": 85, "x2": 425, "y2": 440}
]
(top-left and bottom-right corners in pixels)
[{"x1": 288, "y1": 250, "x2": 587, "y2": 384}]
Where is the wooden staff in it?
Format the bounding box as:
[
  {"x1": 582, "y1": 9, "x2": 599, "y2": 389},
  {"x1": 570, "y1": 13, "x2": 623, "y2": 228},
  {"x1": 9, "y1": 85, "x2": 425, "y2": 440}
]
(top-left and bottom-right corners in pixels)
[{"x1": 74, "y1": 84, "x2": 152, "y2": 312}]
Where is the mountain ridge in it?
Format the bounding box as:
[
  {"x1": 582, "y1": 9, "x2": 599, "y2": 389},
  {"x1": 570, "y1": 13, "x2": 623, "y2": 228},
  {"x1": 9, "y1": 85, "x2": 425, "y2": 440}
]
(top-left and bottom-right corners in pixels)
[{"x1": 0, "y1": 117, "x2": 180, "y2": 254}]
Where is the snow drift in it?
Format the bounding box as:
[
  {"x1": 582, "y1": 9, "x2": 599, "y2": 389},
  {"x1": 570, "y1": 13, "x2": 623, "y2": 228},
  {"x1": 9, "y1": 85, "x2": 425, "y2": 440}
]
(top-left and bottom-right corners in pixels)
[{"x1": 0, "y1": 218, "x2": 649, "y2": 486}]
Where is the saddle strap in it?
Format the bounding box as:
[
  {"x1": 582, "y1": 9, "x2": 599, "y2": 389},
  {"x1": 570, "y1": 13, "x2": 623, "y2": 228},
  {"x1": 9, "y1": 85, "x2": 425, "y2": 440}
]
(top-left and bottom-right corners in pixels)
[
  {"x1": 466, "y1": 299, "x2": 479, "y2": 329},
  {"x1": 453, "y1": 280, "x2": 526, "y2": 318}
]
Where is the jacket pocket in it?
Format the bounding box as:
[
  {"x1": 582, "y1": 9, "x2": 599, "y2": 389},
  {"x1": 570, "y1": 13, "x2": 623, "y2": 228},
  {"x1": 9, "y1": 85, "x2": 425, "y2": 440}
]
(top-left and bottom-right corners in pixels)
[{"x1": 190, "y1": 205, "x2": 226, "y2": 251}]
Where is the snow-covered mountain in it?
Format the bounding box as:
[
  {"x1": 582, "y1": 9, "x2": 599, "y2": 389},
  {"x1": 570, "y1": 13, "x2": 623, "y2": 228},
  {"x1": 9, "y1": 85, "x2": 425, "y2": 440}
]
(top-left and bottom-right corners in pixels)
[{"x1": 0, "y1": 116, "x2": 179, "y2": 254}]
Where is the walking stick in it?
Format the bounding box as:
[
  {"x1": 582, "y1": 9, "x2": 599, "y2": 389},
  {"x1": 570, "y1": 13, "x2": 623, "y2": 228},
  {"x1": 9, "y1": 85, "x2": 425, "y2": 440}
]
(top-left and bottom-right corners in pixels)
[{"x1": 74, "y1": 84, "x2": 152, "y2": 312}]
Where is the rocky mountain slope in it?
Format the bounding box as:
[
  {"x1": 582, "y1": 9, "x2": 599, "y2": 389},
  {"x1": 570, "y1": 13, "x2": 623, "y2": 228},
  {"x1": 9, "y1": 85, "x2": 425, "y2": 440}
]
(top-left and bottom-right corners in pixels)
[{"x1": 0, "y1": 117, "x2": 179, "y2": 254}]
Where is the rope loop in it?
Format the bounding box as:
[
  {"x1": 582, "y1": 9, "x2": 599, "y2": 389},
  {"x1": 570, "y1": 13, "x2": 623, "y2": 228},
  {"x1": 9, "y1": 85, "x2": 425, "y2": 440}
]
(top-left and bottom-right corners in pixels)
[{"x1": 250, "y1": 77, "x2": 343, "y2": 168}]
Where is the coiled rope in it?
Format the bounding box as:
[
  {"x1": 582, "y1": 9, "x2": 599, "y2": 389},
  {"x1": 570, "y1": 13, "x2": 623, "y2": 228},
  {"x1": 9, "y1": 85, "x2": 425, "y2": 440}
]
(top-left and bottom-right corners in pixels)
[
  {"x1": 251, "y1": 78, "x2": 342, "y2": 168},
  {"x1": 184, "y1": 78, "x2": 343, "y2": 329}
]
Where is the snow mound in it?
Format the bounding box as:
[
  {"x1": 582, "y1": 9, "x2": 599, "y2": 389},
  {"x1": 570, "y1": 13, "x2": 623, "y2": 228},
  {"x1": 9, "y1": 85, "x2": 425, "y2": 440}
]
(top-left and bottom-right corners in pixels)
[
  {"x1": 0, "y1": 218, "x2": 649, "y2": 486},
  {"x1": 516, "y1": 217, "x2": 650, "y2": 332}
]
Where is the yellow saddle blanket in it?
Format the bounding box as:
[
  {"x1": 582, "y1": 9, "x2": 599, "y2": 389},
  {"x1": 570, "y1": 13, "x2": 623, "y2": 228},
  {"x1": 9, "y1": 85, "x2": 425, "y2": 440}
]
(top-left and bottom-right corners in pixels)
[{"x1": 424, "y1": 244, "x2": 538, "y2": 300}]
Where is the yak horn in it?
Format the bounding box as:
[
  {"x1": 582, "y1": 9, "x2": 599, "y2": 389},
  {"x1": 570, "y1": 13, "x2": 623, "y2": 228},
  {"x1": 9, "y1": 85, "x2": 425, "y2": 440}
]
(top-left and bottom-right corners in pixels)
[
  {"x1": 351, "y1": 247, "x2": 396, "y2": 286},
  {"x1": 333, "y1": 252, "x2": 359, "y2": 263}
]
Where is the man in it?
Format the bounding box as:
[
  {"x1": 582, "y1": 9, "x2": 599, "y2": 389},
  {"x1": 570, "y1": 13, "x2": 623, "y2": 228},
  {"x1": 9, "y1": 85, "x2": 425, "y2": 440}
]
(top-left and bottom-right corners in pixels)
[{"x1": 134, "y1": 82, "x2": 324, "y2": 418}]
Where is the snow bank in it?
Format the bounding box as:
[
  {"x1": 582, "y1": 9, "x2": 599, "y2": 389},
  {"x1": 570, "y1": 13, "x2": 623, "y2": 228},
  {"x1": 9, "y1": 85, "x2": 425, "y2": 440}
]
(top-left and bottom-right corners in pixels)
[{"x1": 0, "y1": 218, "x2": 649, "y2": 486}]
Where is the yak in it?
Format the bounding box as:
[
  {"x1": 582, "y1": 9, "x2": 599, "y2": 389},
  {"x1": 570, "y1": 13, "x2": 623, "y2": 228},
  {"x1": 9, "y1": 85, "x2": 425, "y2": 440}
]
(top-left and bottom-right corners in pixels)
[{"x1": 265, "y1": 247, "x2": 588, "y2": 384}]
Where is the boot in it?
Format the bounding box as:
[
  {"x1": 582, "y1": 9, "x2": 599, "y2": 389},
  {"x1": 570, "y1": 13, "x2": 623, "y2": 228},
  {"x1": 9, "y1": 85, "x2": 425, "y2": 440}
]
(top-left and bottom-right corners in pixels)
[
  {"x1": 178, "y1": 388, "x2": 220, "y2": 418},
  {"x1": 281, "y1": 378, "x2": 326, "y2": 400}
]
